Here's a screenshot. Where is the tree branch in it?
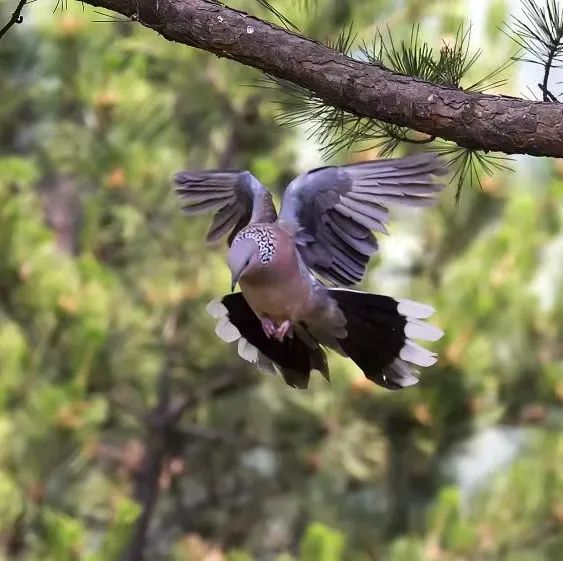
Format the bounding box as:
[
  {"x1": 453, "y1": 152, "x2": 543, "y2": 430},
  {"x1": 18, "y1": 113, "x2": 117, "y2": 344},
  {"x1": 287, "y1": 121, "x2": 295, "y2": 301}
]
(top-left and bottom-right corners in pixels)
[
  {"x1": 0, "y1": 0, "x2": 27, "y2": 41},
  {"x1": 121, "y1": 365, "x2": 172, "y2": 561},
  {"x1": 119, "y1": 362, "x2": 254, "y2": 560},
  {"x1": 75, "y1": 0, "x2": 563, "y2": 158}
]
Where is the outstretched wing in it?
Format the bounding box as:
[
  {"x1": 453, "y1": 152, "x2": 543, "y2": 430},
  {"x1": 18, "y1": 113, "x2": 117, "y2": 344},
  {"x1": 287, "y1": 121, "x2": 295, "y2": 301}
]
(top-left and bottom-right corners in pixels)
[
  {"x1": 174, "y1": 170, "x2": 277, "y2": 244},
  {"x1": 279, "y1": 153, "x2": 446, "y2": 285}
]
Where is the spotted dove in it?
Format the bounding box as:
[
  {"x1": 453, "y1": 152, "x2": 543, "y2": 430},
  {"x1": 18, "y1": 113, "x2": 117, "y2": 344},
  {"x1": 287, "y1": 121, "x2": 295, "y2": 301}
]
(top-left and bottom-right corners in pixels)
[{"x1": 174, "y1": 153, "x2": 446, "y2": 389}]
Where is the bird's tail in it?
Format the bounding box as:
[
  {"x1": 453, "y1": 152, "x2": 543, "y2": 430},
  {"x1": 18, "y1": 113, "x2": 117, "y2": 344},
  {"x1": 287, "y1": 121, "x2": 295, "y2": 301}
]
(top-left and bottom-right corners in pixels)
[
  {"x1": 328, "y1": 288, "x2": 443, "y2": 389},
  {"x1": 206, "y1": 291, "x2": 443, "y2": 391},
  {"x1": 207, "y1": 293, "x2": 328, "y2": 389}
]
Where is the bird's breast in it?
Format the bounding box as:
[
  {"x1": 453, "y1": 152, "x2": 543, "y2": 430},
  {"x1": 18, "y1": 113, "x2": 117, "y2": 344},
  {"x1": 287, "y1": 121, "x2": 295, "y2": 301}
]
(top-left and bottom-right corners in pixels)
[{"x1": 240, "y1": 260, "x2": 314, "y2": 322}]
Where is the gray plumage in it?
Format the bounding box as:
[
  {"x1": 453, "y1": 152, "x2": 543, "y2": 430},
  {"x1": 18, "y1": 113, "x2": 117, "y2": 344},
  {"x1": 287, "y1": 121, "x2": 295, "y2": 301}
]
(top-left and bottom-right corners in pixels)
[
  {"x1": 174, "y1": 170, "x2": 276, "y2": 244},
  {"x1": 174, "y1": 154, "x2": 446, "y2": 390}
]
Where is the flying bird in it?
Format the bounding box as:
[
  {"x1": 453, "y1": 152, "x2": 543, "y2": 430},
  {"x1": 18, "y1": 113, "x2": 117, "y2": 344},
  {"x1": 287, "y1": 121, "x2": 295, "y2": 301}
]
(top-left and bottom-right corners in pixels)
[{"x1": 174, "y1": 153, "x2": 446, "y2": 390}]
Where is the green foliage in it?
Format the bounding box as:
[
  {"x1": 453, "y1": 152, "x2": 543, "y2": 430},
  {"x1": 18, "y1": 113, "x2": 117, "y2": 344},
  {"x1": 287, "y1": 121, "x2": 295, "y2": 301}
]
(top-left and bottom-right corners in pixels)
[
  {"x1": 87, "y1": 498, "x2": 142, "y2": 561},
  {"x1": 299, "y1": 523, "x2": 345, "y2": 561},
  {"x1": 227, "y1": 550, "x2": 255, "y2": 561}
]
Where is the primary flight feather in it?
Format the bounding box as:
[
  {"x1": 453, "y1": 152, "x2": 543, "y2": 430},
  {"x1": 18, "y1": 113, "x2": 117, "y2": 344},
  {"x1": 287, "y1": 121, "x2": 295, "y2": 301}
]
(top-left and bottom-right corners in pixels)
[{"x1": 174, "y1": 153, "x2": 446, "y2": 389}]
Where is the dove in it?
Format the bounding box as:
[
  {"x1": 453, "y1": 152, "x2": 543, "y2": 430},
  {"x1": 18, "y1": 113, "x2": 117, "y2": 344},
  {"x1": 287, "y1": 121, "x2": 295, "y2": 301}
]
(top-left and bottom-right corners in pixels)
[{"x1": 174, "y1": 153, "x2": 446, "y2": 389}]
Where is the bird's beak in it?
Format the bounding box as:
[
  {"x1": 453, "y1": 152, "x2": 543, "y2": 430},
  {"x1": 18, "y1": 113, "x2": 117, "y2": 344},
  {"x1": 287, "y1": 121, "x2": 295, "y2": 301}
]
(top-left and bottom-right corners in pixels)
[{"x1": 231, "y1": 272, "x2": 239, "y2": 293}]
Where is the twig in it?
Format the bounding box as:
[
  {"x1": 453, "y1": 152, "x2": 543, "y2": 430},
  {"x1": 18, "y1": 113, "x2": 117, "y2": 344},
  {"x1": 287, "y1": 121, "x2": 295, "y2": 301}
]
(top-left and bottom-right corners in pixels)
[
  {"x1": 0, "y1": 0, "x2": 28, "y2": 41},
  {"x1": 178, "y1": 368, "x2": 256, "y2": 409},
  {"x1": 541, "y1": 46, "x2": 558, "y2": 101},
  {"x1": 538, "y1": 82, "x2": 559, "y2": 102}
]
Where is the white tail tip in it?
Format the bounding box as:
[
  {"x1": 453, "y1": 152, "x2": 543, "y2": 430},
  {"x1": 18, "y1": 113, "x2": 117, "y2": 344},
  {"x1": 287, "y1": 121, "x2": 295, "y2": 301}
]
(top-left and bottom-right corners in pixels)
[
  {"x1": 400, "y1": 340, "x2": 438, "y2": 367},
  {"x1": 215, "y1": 316, "x2": 241, "y2": 343},
  {"x1": 238, "y1": 337, "x2": 259, "y2": 363},
  {"x1": 398, "y1": 299, "x2": 435, "y2": 319},
  {"x1": 405, "y1": 319, "x2": 444, "y2": 342},
  {"x1": 206, "y1": 299, "x2": 228, "y2": 319}
]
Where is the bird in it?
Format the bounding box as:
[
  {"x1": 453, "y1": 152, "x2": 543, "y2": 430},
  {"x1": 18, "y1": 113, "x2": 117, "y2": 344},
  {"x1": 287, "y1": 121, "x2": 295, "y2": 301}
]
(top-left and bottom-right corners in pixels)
[{"x1": 173, "y1": 153, "x2": 446, "y2": 390}]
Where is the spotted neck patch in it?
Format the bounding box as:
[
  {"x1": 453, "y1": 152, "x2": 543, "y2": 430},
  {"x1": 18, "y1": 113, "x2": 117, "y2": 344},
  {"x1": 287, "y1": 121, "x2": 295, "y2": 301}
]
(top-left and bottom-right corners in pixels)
[{"x1": 233, "y1": 226, "x2": 277, "y2": 264}]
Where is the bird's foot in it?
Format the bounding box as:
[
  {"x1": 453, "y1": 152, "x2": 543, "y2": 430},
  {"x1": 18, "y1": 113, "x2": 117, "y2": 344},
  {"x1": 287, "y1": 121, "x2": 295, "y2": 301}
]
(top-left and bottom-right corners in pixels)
[
  {"x1": 274, "y1": 320, "x2": 293, "y2": 342},
  {"x1": 261, "y1": 317, "x2": 278, "y2": 339}
]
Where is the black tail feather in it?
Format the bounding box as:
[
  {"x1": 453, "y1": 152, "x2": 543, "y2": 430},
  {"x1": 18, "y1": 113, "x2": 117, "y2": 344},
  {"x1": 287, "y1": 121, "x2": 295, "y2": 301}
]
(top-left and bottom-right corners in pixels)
[
  {"x1": 329, "y1": 289, "x2": 441, "y2": 390},
  {"x1": 207, "y1": 290, "x2": 441, "y2": 391},
  {"x1": 214, "y1": 293, "x2": 328, "y2": 389}
]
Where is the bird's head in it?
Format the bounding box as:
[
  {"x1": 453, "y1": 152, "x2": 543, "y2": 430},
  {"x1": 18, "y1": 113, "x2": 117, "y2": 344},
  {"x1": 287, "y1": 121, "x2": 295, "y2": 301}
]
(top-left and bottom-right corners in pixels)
[{"x1": 227, "y1": 237, "x2": 261, "y2": 291}]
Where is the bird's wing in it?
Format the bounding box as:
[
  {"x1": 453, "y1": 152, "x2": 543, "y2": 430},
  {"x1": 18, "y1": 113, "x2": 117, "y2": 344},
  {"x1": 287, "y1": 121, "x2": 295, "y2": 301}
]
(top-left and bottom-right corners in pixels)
[
  {"x1": 278, "y1": 153, "x2": 446, "y2": 286},
  {"x1": 174, "y1": 169, "x2": 277, "y2": 244}
]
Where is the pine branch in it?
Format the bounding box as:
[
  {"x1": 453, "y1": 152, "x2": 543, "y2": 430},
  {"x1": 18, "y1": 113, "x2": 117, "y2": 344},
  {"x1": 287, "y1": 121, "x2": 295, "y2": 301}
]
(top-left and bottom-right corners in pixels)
[
  {"x1": 255, "y1": 19, "x2": 518, "y2": 197},
  {"x1": 68, "y1": 0, "x2": 563, "y2": 158},
  {"x1": 266, "y1": 23, "x2": 509, "y2": 161},
  {"x1": 0, "y1": 0, "x2": 28, "y2": 41}
]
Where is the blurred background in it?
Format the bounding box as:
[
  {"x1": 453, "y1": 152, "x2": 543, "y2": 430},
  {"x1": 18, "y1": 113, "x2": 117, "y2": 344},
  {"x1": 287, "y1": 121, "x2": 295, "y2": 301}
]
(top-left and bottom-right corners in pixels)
[{"x1": 0, "y1": 0, "x2": 562, "y2": 560}]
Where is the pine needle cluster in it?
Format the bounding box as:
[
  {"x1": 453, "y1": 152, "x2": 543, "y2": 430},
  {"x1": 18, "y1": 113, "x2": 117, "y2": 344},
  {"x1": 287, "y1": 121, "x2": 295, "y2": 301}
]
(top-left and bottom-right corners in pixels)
[
  {"x1": 260, "y1": 22, "x2": 512, "y2": 198},
  {"x1": 505, "y1": 0, "x2": 563, "y2": 101}
]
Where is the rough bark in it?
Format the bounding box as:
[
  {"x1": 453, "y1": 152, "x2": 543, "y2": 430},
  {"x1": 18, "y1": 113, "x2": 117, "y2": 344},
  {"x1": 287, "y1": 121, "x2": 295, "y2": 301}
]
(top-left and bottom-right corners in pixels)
[{"x1": 78, "y1": 0, "x2": 563, "y2": 158}]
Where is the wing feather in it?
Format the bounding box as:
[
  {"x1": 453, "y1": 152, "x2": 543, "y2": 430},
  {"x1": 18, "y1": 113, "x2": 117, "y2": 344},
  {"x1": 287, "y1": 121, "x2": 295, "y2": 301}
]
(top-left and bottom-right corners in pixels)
[
  {"x1": 181, "y1": 197, "x2": 235, "y2": 216},
  {"x1": 206, "y1": 203, "x2": 243, "y2": 243},
  {"x1": 326, "y1": 222, "x2": 377, "y2": 257},
  {"x1": 279, "y1": 153, "x2": 446, "y2": 285},
  {"x1": 324, "y1": 220, "x2": 373, "y2": 262},
  {"x1": 316, "y1": 227, "x2": 366, "y2": 279},
  {"x1": 173, "y1": 169, "x2": 277, "y2": 244}
]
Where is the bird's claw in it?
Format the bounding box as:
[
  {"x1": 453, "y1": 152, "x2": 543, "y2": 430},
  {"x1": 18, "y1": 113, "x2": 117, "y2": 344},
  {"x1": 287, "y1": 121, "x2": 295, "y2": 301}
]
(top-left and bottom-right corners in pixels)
[
  {"x1": 274, "y1": 320, "x2": 293, "y2": 342},
  {"x1": 261, "y1": 318, "x2": 293, "y2": 342},
  {"x1": 261, "y1": 318, "x2": 278, "y2": 339}
]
